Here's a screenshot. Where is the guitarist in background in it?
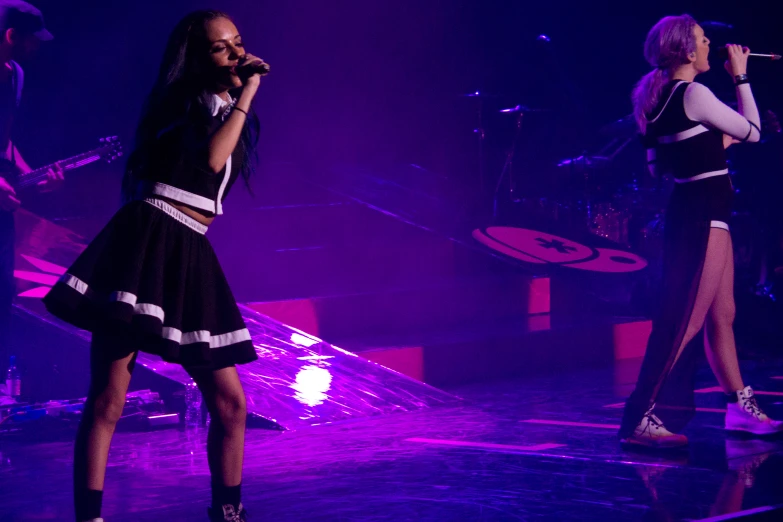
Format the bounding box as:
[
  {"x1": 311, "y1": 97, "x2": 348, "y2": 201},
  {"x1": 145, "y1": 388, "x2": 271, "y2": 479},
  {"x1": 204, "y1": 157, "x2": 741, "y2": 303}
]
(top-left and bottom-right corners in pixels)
[{"x1": 0, "y1": 1, "x2": 62, "y2": 393}]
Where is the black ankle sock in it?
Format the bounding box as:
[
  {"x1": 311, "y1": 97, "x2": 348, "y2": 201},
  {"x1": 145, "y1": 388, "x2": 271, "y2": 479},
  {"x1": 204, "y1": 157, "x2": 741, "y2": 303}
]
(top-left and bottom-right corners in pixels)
[
  {"x1": 75, "y1": 488, "x2": 103, "y2": 521},
  {"x1": 212, "y1": 481, "x2": 241, "y2": 509}
]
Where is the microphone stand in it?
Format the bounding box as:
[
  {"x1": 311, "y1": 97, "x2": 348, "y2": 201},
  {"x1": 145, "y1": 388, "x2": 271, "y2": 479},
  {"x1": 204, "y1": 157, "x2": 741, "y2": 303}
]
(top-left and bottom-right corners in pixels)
[
  {"x1": 476, "y1": 97, "x2": 486, "y2": 195},
  {"x1": 493, "y1": 110, "x2": 524, "y2": 218}
]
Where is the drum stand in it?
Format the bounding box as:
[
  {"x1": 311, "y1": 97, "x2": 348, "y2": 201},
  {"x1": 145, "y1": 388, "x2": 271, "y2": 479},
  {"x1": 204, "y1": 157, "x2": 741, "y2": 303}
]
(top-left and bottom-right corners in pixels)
[{"x1": 493, "y1": 110, "x2": 524, "y2": 218}]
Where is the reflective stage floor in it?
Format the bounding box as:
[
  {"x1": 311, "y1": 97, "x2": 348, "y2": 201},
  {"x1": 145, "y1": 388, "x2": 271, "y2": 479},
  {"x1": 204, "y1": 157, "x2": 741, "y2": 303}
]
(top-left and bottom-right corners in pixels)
[{"x1": 2, "y1": 359, "x2": 783, "y2": 521}]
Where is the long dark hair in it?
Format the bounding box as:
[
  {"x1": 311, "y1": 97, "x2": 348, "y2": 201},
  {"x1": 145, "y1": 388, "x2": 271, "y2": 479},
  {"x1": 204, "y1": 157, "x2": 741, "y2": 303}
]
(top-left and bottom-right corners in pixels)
[{"x1": 122, "y1": 10, "x2": 260, "y2": 203}]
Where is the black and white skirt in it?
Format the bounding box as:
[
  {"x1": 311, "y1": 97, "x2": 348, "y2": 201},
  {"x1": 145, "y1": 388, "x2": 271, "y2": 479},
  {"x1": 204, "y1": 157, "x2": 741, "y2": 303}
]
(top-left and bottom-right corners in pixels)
[{"x1": 43, "y1": 198, "x2": 258, "y2": 370}]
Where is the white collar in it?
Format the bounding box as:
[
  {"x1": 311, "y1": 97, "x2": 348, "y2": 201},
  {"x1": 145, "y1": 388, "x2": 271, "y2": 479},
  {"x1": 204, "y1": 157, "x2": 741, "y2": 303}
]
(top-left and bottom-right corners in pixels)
[{"x1": 208, "y1": 93, "x2": 234, "y2": 118}]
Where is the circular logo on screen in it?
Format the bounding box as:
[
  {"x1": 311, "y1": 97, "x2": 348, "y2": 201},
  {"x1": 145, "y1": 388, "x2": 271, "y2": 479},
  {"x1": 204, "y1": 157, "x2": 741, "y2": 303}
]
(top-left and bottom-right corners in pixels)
[{"x1": 473, "y1": 226, "x2": 647, "y2": 273}]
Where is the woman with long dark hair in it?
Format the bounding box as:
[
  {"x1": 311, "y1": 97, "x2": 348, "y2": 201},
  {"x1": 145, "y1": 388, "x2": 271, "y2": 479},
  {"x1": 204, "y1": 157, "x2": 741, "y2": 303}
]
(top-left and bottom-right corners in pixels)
[
  {"x1": 42, "y1": 10, "x2": 267, "y2": 521},
  {"x1": 619, "y1": 14, "x2": 782, "y2": 448}
]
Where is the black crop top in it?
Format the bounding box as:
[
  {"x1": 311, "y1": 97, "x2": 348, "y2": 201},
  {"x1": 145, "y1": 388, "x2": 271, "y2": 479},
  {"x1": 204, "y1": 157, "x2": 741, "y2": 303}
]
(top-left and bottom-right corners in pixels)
[{"x1": 138, "y1": 94, "x2": 245, "y2": 216}]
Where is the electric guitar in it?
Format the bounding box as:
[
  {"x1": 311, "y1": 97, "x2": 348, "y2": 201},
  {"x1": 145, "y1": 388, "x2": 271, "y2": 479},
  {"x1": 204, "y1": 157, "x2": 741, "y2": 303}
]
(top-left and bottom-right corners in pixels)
[{"x1": 1, "y1": 136, "x2": 123, "y2": 191}]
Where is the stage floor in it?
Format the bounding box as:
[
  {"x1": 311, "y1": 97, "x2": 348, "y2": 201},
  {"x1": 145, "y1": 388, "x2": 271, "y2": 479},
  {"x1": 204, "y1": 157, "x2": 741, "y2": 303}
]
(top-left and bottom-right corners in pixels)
[{"x1": 2, "y1": 359, "x2": 782, "y2": 521}]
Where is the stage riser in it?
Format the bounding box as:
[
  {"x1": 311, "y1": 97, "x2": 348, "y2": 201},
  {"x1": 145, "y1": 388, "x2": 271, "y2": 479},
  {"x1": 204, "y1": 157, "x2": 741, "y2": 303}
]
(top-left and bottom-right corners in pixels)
[{"x1": 10, "y1": 303, "x2": 456, "y2": 430}]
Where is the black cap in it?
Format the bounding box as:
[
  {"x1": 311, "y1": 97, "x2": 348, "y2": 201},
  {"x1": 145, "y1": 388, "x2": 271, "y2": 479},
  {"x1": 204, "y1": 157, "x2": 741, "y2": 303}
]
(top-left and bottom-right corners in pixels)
[{"x1": 0, "y1": 0, "x2": 53, "y2": 41}]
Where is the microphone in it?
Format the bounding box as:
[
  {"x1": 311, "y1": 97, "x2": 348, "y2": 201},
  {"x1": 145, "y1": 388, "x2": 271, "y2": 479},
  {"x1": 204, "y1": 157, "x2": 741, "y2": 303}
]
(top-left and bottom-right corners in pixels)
[
  {"x1": 743, "y1": 53, "x2": 781, "y2": 60},
  {"x1": 717, "y1": 47, "x2": 781, "y2": 61},
  {"x1": 236, "y1": 59, "x2": 270, "y2": 78}
]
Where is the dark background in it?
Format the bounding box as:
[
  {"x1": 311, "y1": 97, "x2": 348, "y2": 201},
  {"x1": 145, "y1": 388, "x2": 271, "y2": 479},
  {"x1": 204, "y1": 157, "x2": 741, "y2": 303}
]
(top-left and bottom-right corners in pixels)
[{"x1": 15, "y1": 0, "x2": 782, "y2": 221}]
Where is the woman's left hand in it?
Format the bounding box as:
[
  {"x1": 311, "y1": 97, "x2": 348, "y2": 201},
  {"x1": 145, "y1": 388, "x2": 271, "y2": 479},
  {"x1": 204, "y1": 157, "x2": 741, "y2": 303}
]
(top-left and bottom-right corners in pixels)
[{"x1": 724, "y1": 44, "x2": 750, "y2": 78}]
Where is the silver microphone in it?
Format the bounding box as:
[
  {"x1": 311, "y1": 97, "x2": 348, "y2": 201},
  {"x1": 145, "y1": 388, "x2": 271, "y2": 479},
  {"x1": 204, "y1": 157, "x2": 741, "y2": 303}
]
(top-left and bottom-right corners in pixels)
[
  {"x1": 718, "y1": 48, "x2": 781, "y2": 61},
  {"x1": 748, "y1": 53, "x2": 782, "y2": 60}
]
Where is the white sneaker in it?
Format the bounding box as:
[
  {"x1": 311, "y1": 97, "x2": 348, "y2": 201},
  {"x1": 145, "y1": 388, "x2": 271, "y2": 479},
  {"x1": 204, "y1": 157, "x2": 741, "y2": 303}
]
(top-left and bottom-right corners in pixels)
[
  {"x1": 725, "y1": 386, "x2": 783, "y2": 435},
  {"x1": 622, "y1": 407, "x2": 689, "y2": 448}
]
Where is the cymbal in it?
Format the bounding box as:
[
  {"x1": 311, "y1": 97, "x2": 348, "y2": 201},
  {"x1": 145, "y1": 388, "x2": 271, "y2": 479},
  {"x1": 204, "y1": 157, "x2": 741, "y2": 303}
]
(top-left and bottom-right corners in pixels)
[
  {"x1": 700, "y1": 20, "x2": 734, "y2": 31},
  {"x1": 499, "y1": 104, "x2": 547, "y2": 113},
  {"x1": 600, "y1": 114, "x2": 636, "y2": 135},
  {"x1": 557, "y1": 155, "x2": 610, "y2": 167},
  {"x1": 460, "y1": 91, "x2": 499, "y2": 98}
]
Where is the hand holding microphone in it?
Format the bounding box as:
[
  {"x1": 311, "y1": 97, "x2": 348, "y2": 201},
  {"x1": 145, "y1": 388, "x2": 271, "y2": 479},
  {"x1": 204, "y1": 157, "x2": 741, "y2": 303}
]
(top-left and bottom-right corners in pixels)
[
  {"x1": 717, "y1": 46, "x2": 781, "y2": 61},
  {"x1": 236, "y1": 54, "x2": 270, "y2": 87},
  {"x1": 718, "y1": 45, "x2": 780, "y2": 80},
  {"x1": 724, "y1": 44, "x2": 750, "y2": 77}
]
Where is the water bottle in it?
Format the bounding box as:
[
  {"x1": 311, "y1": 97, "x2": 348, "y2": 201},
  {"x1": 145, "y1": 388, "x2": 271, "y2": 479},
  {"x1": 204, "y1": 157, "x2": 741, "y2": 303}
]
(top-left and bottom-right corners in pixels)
[
  {"x1": 5, "y1": 356, "x2": 20, "y2": 398},
  {"x1": 184, "y1": 381, "x2": 202, "y2": 428}
]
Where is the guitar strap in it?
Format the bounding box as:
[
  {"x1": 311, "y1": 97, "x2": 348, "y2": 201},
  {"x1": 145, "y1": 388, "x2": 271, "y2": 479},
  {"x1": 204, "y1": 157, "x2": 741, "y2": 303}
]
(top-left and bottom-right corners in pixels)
[{"x1": 7, "y1": 60, "x2": 23, "y2": 165}]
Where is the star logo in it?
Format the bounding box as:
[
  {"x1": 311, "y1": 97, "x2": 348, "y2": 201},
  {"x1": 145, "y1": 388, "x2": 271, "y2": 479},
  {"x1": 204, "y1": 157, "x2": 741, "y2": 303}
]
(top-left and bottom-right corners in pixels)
[
  {"x1": 13, "y1": 255, "x2": 66, "y2": 298},
  {"x1": 535, "y1": 238, "x2": 577, "y2": 254}
]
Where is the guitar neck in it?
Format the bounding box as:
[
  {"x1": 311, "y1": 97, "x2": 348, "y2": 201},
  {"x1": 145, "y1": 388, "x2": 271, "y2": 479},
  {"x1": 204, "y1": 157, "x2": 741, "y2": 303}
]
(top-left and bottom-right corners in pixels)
[{"x1": 16, "y1": 150, "x2": 105, "y2": 189}]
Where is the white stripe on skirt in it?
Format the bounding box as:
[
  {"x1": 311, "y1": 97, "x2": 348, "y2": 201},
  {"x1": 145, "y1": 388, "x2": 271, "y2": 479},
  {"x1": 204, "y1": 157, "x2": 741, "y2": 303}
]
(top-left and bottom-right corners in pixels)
[{"x1": 58, "y1": 274, "x2": 248, "y2": 348}]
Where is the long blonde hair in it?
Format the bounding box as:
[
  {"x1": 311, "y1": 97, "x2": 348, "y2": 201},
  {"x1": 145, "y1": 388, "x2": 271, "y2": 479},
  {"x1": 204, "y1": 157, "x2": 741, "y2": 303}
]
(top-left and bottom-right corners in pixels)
[{"x1": 632, "y1": 15, "x2": 698, "y2": 133}]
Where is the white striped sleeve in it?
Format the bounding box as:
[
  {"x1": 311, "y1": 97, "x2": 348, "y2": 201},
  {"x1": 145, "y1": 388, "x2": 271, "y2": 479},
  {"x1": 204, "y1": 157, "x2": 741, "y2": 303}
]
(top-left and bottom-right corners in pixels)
[{"x1": 683, "y1": 82, "x2": 760, "y2": 143}]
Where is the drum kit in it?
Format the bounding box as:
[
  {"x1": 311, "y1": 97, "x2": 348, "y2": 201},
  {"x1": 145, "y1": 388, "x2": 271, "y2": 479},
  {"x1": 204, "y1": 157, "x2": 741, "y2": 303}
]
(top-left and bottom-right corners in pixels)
[
  {"x1": 461, "y1": 88, "x2": 781, "y2": 300},
  {"x1": 461, "y1": 91, "x2": 671, "y2": 255}
]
